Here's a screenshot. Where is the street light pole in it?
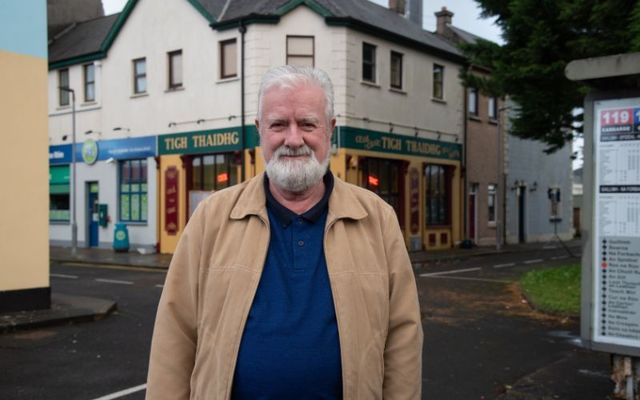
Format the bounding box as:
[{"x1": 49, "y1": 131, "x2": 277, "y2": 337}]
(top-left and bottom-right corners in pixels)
[
  {"x1": 60, "y1": 87, "x2": 77, "y2": 255},
  {"x1": 496, "y1": 105, "x2": 509, "y2": 251}
]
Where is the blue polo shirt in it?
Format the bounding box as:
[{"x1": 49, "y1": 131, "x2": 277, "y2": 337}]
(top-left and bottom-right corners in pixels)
[{"x1": 231, "y1": 173, "x2": 342, "y2": 400}]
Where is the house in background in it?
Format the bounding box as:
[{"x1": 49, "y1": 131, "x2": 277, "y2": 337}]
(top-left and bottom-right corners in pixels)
[{"x1": 47, "y1": 0, "x2": 468, "y2": 253}]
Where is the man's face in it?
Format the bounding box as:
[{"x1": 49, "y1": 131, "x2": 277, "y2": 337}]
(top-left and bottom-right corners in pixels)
[{"x1": 257, "y1": 83, "x2": 336, "y2": 192}]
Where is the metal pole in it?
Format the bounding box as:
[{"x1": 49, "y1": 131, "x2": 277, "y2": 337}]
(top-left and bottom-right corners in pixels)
[
  {"x1": 496, "y1": 107, "x2": 503, "y2": 251},
  {"x1": 70, "y1": 89, "x2": 77, "y2": 255}
]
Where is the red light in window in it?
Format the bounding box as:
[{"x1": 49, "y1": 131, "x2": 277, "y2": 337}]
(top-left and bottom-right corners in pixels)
[
  {"x1": 368, "y1": 175, "x2": 379, "y2": 187},
  {"x1": 217, "y1": 172, "x2": 229, "y2": 183}
]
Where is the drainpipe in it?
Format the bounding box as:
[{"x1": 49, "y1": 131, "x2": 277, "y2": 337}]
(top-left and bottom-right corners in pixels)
[
  {"x1": 462, "y1": 69, "x2": 469, "y2": 244},
  {"x1": 239, "y1": 21, "x2": 247, "y2": 180}
]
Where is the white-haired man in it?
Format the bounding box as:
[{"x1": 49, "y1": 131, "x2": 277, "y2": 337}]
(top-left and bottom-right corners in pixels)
[{"x1": 146, "y1": 65, "x2": 423, "y2": 399}]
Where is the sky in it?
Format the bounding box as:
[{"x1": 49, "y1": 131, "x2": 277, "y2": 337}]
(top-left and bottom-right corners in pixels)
[{"x1": 102, "y1": 0, "x2": 503, "y2": 43}]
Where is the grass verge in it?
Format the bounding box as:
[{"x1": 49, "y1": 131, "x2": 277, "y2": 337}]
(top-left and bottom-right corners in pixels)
[{"x1": 519, "y1": 264, "x2": 581, "y2": 317}]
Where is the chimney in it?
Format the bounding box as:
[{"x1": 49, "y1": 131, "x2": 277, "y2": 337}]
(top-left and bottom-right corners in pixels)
[
  {"x1": 435, "y1": 7, "x2": 454, "y2": 36},
  {"x1": 389, "y1": 0, "x2": 423, "y2": 28}
]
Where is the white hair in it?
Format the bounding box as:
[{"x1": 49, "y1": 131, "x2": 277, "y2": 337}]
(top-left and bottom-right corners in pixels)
[{"x1": 257, "y1": 65, "x2": 335, "y2": 124}]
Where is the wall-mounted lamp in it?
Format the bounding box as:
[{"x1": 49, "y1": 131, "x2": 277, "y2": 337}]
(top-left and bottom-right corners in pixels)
[
  {"x1": 228, "y1": 115, "x2": 237, "y2": 121},
  {"x1": 105, "y1": 157, "x2": 116, "y2": 164},
  {"x1": 168, "y1": 122, "x2": 177, "y2": 128},
  {"x1": 196, "y1": 119, "x2": 205, "y2": 124},
  {"x1": 529, "y1": 181, "x2": 538, "y2": 192},
  {"x1": 113, "y1": 127, "x2": 130, "y2": 133},
  {"x1": 388, "y1": 122, "x2": 394, "y2": 133},
  {"x1": 437, "y1": 132, "x2": 442, "y2": 141},
  {"x1": 414, "y1": 127, "x2": 419, "y2": 137},
  {"x1": 62, "y1": 135, "x2": 69, "y2": 141},
  {"x1": 363, "y1": 117, "x2": 370, "y2": 123},
  {"x1": 511, "y1": 180, "x2": 523, "y2": 190},
  {"x1": 84, "y1": 130, "x2": 101, "y2": 136}
]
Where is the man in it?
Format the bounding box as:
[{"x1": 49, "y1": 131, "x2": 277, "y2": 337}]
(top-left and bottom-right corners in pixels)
[{"x1": 146, "y1": 66, "x2": 423, "y2": 399}]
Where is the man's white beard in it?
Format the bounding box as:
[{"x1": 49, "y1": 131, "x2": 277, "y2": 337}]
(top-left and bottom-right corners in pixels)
[{"x1": 266, "y1": 144, "x2": 330, "y2": 193}]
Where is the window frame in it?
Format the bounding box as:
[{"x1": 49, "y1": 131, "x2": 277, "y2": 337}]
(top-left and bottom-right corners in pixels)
[
  {"x1": 83, "y1": 63, "x2": 95, "y2": 102},
  {"x1": 219, "y1": 39, "x2": 238, "y2": 79},
  {"x1": 119, "y1": 159, "x2": 148, "y2": 223},
  {"x1": 168, "y1": 50, "x2": 183, "y2": 89},
  {"x1": 488, "y1": 184, "x2": 497, "y2": 224},
  {"x1": 132, "y1": 57, "x2": 147, "y2": 95},
  {"x1": 488, "y1": 96, "x2": 498, "y2": 120},
  {"x1": 58, "y1": 68, "x2": 70, "y2": 106},
  {"x1": 362, "y1": 42, "x2": 377, "y2": 83},
  {"x1": 286, "y1": 35, "x2": 315, "y2": 67},
  {"x1": 468, "y1": 87, "x2": 479, "y2": 116},
  {"x1": 433, "y1": 64, "x2": 444, "y2": 100},
  {"x1": 390, "y1": 50, "x2": 403, "y2": 90}
]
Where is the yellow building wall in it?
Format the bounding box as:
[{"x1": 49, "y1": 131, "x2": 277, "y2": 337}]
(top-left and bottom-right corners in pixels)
[{"x1": 0, "y1": 51, "x2": 49, "y2": 291}]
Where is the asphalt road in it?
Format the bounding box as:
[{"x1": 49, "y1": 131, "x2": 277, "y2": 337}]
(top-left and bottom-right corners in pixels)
[{"x1": 0, "y1": 245, "x2": 615, "y2": 399}]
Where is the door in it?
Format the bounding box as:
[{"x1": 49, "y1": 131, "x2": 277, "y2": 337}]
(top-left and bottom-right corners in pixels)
[
  {"x1": 87, "y1": 182, "x2": 99, "y2": 247},
  {"x1": 518, "y1": 186, "x2": 526, "y2": 243},
  {"x1": 468, "y1": 184, "x2": 478, "y2": 241}
]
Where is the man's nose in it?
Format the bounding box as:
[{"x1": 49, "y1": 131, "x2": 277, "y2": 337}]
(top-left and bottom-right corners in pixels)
[{"x1": 284, "y1": 124, "x2": 304, "y2": 148}]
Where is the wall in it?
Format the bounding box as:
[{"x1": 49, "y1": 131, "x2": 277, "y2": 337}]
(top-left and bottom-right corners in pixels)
[{"x1": 0, "y1": 1, "x2": 50, "y2": 309}]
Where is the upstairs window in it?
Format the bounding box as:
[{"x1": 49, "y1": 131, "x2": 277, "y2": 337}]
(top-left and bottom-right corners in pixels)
[
  {"x1": 468, "y1": 87, "x2": 478, "y2": 116},
  {"x1": 286, "y1": 36, "x2": 314, "y2": 67},
  {"x1": 133, "y1": 58, "x2": 147, "y2": 94},
  {"x1": 83, "y1": 64, "x2": 95, "y2": 102},
  {"x1": 58, "y1": 68, "x2": 69, "y2": 106},
  {"x1": 362, "y1": 42, "x2": 377, "y2": 83},
  {"x1": 390, "y1": 51, "x2": 403, "y2": 90},
  {"x1": 220, "y1": 39, "x2": 238, "y2": 79},
  {"x1": 168, "y1": 50, "x2": 183, "y2": 89},
  {"x1": 488, "y1": 96, "x2": 498, "y2": 120},
  {"x1": 433, "y1": 64, "x2": 444, "y2": 100}
]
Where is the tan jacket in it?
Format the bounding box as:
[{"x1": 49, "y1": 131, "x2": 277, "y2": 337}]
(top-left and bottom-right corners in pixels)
[{"x1": 146, "y1": 173, "x2": 423, "y2": 400}]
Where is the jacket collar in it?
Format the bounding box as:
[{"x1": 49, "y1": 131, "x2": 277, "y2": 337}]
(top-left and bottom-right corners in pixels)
[{"x1": 230, "y1": 172, "x2": 368, "y2": 223}]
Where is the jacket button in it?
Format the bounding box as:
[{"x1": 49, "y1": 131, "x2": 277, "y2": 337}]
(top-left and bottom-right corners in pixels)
[{"x1": 298, "y1": 240, "x2": 304, "y2": 246}]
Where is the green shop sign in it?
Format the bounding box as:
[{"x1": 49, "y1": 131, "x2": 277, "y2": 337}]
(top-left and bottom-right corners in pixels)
[
  {"x1": 159, "y1": 127, "x2": 244, "y2": 155},
  {"x1": 336, "y1": 127, "x2": 462, "y2": 161}
]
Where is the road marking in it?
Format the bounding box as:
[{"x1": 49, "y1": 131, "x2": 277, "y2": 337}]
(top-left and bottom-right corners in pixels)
[
  {"x1": 523, "y1": 259, "x2": 544, "y2": 265},
  {"x1": 493, "y1": 262, "x2": 516, "y2": 269},
  {"x1": 551, "y1": 255, "x2": 569, "y2": 260},
  {"x1": 90, "y1": 383, "x2": 146, "y2": 400},
  {"x1": 155, "y1": 284, "x2": 164, "y2": 289},
  {"x1": 426, "y1": 276, "x2": 509, "y2": 283},
  {"x1": 420, "y1": 267, "x2": 481, "y2": 277},
  {"x1": 95, "y1": 278, "x2": 134, "y2": 285},
  {"x1": 542, "y1": 245, "x2": 557, "y2": 249},
  {"x1": 50, "y1": 273, "x2": 78, "y2": 279}
]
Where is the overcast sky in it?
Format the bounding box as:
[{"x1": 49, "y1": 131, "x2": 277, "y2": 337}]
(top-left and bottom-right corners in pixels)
[{"x1": 101, "y1": 0, "x2": 503, "y2": 43}]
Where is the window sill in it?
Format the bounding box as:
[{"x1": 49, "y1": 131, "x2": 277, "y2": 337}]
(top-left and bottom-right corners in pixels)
[
  {"x1": 165, "y1": 86, "x2": 184, "y2": 93},
  {"x1": 468, "y1": 115, "x2": 481, "y2": 122},
  {"x1": 130, "y1": 92, "x2": 149, "y2": 99},
  {"x1": 49, "y1": 220, "x2": 70, "y2": 225},
  {"x1": 81, "y1": 101, "x2": 98, "y2": 107},
  {"x1": 431, "y1": 97, "x2": 446, "y2": 104},
  {"x1": 488, "y1": 222, "x2": 497, "y2": 228},
  {"x1": 118, "y1": 221, "x2": 149, "y2": 227},
  {"x1": 217, "y1": 76, "x2": 239, "y2": 84},
  {"x1": 389, "y1": 87, "x2": 407, "y2": 95},
  {"x1": 56, "y1": 105, "x2": 71, "y2": 111},
  {"x1": 360, "y1": 80, "x2": 380, "y2": 88},
  {"x1": 488, "y1": 118, "x2": 498, "y2": 125}
]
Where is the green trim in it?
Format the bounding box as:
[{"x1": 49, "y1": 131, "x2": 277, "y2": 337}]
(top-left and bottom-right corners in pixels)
[
  {"x1": 186, "y1": 0, "x2": 215, "y2": 23},
  {"x1": 325, "y1": 17, "x2": 467, "y2": 65},
  {"x1": 211, "y1": 15, "x2": 280, "y2": 31},
  {"x1": 100, "y1": 0, "x2": 139, "y2": 53},
  {"x1": 49, "y1": 184, "x2": 70, "y2": 194},
  {"x1": 275, "y1": 0, "x2": 333, "y2": 18},
  {"x1": 49, "y1": 51, "x2": 105, "y2": 70},
  {"x1": 244, "y1": 125, "x2": 260, "y2": 148}
]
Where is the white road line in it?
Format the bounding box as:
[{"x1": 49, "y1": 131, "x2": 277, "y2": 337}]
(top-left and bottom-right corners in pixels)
[
  {"x1": 426, "y1": 276, "x2": 510, "y2": 283},
  {"x1": 155, "y1": 284, "x2": 164, "y2": 289},
  {"x1": 523, "y1": 259, "x2": 544, "y2": 265},
  {"x1": 420, "y1": 267, "x2": 481, "y2": 277},
  {"x1": 90, "y1": 383, "x2": 146, "y2": 400},
  {"x1": 95, "y1": 278, "x2": 134, "y2": 285},
  {"x1": 50, "y1": 273, "x2": 78, "y2": 279},
  {"x1": 542, "y1": 245, "x2": 557, "y2": 249},
  {"x1": 551, "y1": 255, "x2": 569, "y2": 260},
  {"x1": 493, "y1": 262, "x2": 516, "y2": 269}
]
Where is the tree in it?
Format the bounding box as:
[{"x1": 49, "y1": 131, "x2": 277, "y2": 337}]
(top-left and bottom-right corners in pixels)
[{"x1": 462, "y1": 0, "x2": 640, "y2": 152}]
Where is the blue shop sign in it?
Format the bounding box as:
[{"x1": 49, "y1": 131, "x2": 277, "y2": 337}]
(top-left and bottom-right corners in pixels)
[{"x1": 50, "y1": 136, "x2": 157, "y2": 164}]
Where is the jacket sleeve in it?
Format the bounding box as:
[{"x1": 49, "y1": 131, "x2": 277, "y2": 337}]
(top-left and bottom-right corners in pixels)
[
  {"x1": 382, "y1": 205, "x2": 424, "y2": 399},
  {"x1": 146, "y1": 205, "x2": 205, "y2": 400}
]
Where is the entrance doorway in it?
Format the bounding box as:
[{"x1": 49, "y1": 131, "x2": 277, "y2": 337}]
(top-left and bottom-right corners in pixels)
[
  {"x1": 360, "y1": 157, "x2": 405, "y2": 228},
  {"x1": 468, "y1": 184, "x2": 478, "y2": 242},
  {"x1": 517, "y1": 186, "x2": 526, "y2": 243},
  {"x1": 87, "y1": 182, "x2": 99, "y2": 247}
]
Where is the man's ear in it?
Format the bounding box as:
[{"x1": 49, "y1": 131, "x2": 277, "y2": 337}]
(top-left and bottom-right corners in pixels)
[
  {"x1": 329, "y1": 117, "x2": 336, "y2": 138},
  {"x1": 255, "y1": 119, "x2": 260, "y2": 132}
]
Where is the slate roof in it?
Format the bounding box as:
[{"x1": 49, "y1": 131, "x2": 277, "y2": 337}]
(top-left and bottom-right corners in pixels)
[
  {"x1": 447, "y1": 24, "x2": 484, "y2": 45},
  {"x1": 49, "y1": 0, "x2": 464, "y2": 67},
  {"x1": 49, "y1": 13, "x2": 120, "y2": 64}
]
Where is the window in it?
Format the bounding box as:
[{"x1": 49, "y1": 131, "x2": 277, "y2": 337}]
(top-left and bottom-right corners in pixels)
[
  {"x1": 433, "y1": 64, "x2": 444, "y2": 100},
  {"x1": 286, "y1": 36, "x2": 314, "y2": 67},
  {"x1": 83, "y1": 64, "x2": 95, "y2": 102},
  {"x1": 49, "y1": 165, "x2": 70, "y2": 222},
  {"x1": 58, "y1": 68, "x2": 69, "y2": 106},
  {"x1": 168, "y1": 50, "x2": 183, "y2": 89},
  {"x1": 426, "y1": 164, "x2": 451, "y2": 226},
  {"x1": 119, "y1": 159, "x2": 148, "y2": 223},
  {"x1": 488, "y1": 96, "x2": 498, "y2": 120},
  {"x1": 362, "y1": 158, "x2": 403, "y2": 227},
  {"x1": 468, "y1": 87, "x2": 478, "y2": 116},
  {"x1": 220, "y1": 39, "x2": 238, "y2": 79},
  {"x1": 488, "y1": 184, "x2": 497, "y2": 224},
  {"x1": 362, "y1": 42, "x2": 376, "y2": 83},
  {"x1": 133, "y1": 58, "x2": 146, "y2": 94},
  {"x1": 191, "y1": 154, "x2": 238, "y2": 192},
  {"x1": 390, "y1": 51, "x2": 403, "y2": 89}
]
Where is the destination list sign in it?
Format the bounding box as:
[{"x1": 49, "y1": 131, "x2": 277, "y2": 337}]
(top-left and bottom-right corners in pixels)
[{"x1": 593, "y1": 98, "x2": 640, "y2": 349}]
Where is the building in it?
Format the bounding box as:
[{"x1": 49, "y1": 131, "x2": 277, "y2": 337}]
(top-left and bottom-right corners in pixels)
[
  {"x1": 433, "y1": 7, "x2": 503, "y2": 246},
  {"x1": 48, "y1": 0, "x2": 468, "y2": 253},
  {"x1": 1, "y1": 2, "x2": 50, "y2": 311}
]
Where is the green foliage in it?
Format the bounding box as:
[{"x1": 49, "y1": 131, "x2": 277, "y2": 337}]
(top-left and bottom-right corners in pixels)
[
  {"x1": 463, "y1": 0, "x2": 640, "y2": 152},
  {"x1": 520, "y1": 264, "x2": 581, "y2": 316}
]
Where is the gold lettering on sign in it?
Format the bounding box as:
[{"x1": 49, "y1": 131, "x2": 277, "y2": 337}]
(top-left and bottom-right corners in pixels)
[
  {"x1": 164, "y1": 137, "x2": 188, "y2": 151},
  {"x1": 405, "y1": 140, "x2": 442, "y2": 156},
  {"x1": 382, "y1": 136, "x2": 402, "y2": 151},
  {"x1": 191, "y1": 131, "x2": 240, "y2": 148}
]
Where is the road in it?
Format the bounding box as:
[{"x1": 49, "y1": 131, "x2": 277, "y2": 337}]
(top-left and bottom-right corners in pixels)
[{"x1": 0, "y1": 244, "x2": 614, "y2": 399}]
